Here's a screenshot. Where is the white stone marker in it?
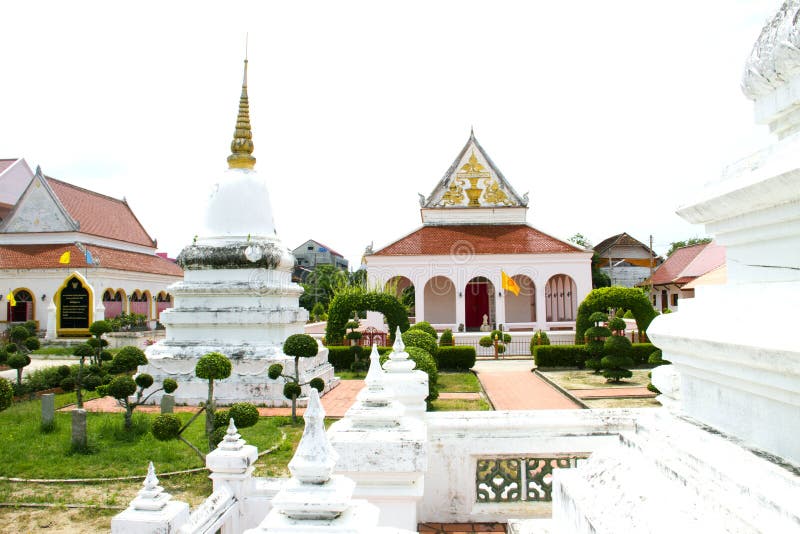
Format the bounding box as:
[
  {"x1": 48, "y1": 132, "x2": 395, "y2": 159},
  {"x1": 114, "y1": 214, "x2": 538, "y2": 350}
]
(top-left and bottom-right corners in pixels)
[
  {"x1": 111, "y1": 462, "x2": 190, "y2": 534},
  {"x1": 329, "y1": 345, "x2": 428, "y2": 531},
  {"x1": 381, "y1": 328, "x2": 429, "y2": 417}
]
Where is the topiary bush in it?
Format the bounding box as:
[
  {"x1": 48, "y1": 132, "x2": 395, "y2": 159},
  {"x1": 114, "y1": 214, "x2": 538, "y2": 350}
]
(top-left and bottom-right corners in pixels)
[
  {"x1": 410, "y1": 321, "x2": 438, "y2": 340},
  {"x1": 152, "y1": 414, "x2": 182, "y2": 441},
  {"x1": 7, "y1": 353, "x2": 31, "y2": 386},
  {"x1": 24, "y1": 337, "x2": 40, "y2": 351},
  {"x1": 648, "y1": 349, "x2": 670, "y2": 366},
  {"x1": 309, "y1": 377, "x2": 325, "y2": 392},
  {"x1": 401, "y1": 329, "x2": 438, "y2": 358},
  {"x1": 479, "y1": 336, "x2": 493, "y2": 348},
  {"x1": 60, "y1": 377, "x2": 75, "y2": 392},
  {"x1": 196, "y1": 352, "x2": 232, "y2": 449},
  {"x1": 529, "y1": 331, "x2": 550, "y2": 356},
  {"x1": 439, "y1": 329, "x2": 454, "y2": 347},
  {"x1": 601, "y1": 335, "x2": 635, "y2": 383},
  {"x1": 325, "y1": 288, "x2": 409, "y2": 345},
  {"x1": 326, "y1": 346, "x2": 392, "y2": 370},
  {"x1": 163, "y1": 378, "x2": 178, "y2": 394},
  {"x1": 228, "y1": 402, "x2": 259, "y2": 428},
  {"x1": 623, "y1": 310, "x2": 635, "y2": 319},
  {"x1": 576, "y1": 287, "x2": 657, "y2": 344},
  {"x1": 435, "y1": 346, "x2": 476, "y2": 370},
  {"x1": 83, "y1": 374, "x2": 103, "y2": 391},
  {"x1": 110, "y1": 346, "x2": 148, "y2": 374}
]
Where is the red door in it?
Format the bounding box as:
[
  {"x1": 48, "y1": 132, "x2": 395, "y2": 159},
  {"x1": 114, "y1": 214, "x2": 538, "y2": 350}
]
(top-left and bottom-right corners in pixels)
[{"x1": 465, "y1": 281, "x2": 489, "y2": 330}]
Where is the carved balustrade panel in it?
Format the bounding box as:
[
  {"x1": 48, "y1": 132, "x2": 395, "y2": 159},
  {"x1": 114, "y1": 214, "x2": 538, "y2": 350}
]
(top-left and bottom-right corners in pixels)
[{"x1": 476, "y1": 455, "x2": 588, "y2": 503}]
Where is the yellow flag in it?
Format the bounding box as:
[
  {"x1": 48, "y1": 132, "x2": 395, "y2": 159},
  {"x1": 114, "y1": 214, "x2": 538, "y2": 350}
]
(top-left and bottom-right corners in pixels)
[
  {"x1": 59, "y1": 251, "x2": 70, "y2": 264},
  {"x1": 501, "y1": 271, "x2": 520, "y2": 296},
  {"x1": 5, "y1": 292, "x2": 16, "y2": 307}
]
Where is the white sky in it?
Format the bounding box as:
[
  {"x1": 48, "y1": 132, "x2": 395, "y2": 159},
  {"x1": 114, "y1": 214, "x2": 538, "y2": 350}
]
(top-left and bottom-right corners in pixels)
[{"x1": 0, "y1": 1, "x2": 778, "y2": 265}]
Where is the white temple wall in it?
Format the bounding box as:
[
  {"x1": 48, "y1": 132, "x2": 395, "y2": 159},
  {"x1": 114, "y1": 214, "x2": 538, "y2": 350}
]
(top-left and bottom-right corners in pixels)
[{"x1": 0, "y1": 267, "x2": 180, "y2": 332}]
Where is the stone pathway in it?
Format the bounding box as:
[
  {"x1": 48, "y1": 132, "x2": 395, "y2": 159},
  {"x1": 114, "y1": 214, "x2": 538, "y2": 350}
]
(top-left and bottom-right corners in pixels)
[
  {"x1": 72, "y1": 379, "x2": 365, "y2": 418},
  {"x1": 473, "y1": 360, "x2": 582, "y2": 410},
  {"x1": 419, "y1": 523, "x2": 505, "y2": 533}
]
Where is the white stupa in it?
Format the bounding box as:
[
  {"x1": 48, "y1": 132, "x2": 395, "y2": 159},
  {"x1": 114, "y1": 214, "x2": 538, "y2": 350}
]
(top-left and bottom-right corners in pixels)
[{"x1": 139, "y1": 56, "x2": 336, "y2": 406}]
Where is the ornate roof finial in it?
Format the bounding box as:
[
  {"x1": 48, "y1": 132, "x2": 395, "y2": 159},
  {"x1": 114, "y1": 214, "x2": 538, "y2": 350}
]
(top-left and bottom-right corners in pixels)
[
  {"x1": 470, "y1": 125, "x2": 475, "y2": 138},
  {"x1": 227, "y1": 38, "x2": 256, "y2": 171}
]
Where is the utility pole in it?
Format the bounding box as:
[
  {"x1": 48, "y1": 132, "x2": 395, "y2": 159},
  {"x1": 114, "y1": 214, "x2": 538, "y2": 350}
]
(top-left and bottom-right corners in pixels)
[{"x1": 649, "y1": 234, "x2": 655, "y2": 303}]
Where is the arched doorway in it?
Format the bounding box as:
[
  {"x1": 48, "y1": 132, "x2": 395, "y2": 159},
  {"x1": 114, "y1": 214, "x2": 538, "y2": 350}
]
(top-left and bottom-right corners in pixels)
[
  {"x1": 545, "y1": 274, "x2": 577, "y2": 322},
  {"x1": 465, "y1": 276, "x2": 495, "y2": 331},
  {"x1": 423, "y1": 276, "x2": 456, "y2": 325},
  {"x1": 385, "y1": 276, "x2": 414, "y2": 317},
  {"x1": 130, "y1": 290, "x2": 150, "y2": 318},
  {"x1": 102, "y1": 289, "x2": 125, "y2": 319},
  {"x1": 504, "y1": 274, "x2": 535, "y2": 323},
  {"x1": 7, "y1": 289, "x2": 34, "y2": 323},
  {"x1": 156, "y1": 292, "x2": 172, "y2": 320}
]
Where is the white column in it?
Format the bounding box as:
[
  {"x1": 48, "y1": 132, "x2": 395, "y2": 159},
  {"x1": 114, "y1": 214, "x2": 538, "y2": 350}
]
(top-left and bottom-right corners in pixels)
[
  {"x1": 45, "y1": 302, "x2": 57, "y2": 340},
  {"x1": 535, "y1": 282, "x2": 548, "y2": 330},
  {"x1": 413, "y1": 277, "x2": 425, "y2": 324},
  {"x1": 494, "y1": 275, "x2": 506, "y2": 329}
]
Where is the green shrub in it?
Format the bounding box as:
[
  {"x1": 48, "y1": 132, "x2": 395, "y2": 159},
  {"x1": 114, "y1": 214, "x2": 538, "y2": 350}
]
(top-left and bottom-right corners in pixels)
[
  {"x1": 401, "y1": 330, "x2": 437, "y2": 358},
  {"x1": 7, "y1": 353, "x2": 31, "y2": 385},
  {"x1": 111, "y1": 346, "x2": 148, "y2": 374},
  {"x1": 163, "y1": 378, "x2": 178, "y2": 393},
  {"x1": 8, "y1": 326, "x2": 31, "y2": 344},
  {"x1": 623, "y1": 310, "x2": 635, "y2": 319},
  {"x1": 325, "y1": 288, "x2": 409, "y2": 345},
  {"x1": 601, "y1": 335, "x2": 634, "y2": 382},
  {"x1": 630, "y1": 343, "x2": 656, "y2": 365},
  {"x1": 529, "y1": 331, "x2": 550, "y2": 355},
  {"x1": 229, "y1": 402, "x2": 259, "y2": 428},
  {"x1": 4, "y1": 343, "x2": 17, "y2": 353},
  {"x1": 410, "y1": 321, "x2": 438, "y2": 340},
  {"x1": 283, "y1": 382, "x2": 302, "y2": 399},
  {"x1": 107, "y1": 376, "x2": 137, "y2": 399},
  {"x1": 327, "y1": 346, "x2": 391, "y2": 370},
  {"x1": 152, "y1": 414, "x2": 181, "y2": 441},
  {"x1": 0, "y1": 378, "x2": 12, "y2": 411},
  {"x1": 210, "y1": 426, "x2": 228, "y2": 446},
  {"x1": 196, "y1": 352, "x2": 232, "y2": 380},
  {"x1": 533, "y1": 345, "x2": 588, "y2": 368},
  {"x1": 490, "y1": 330, "x2": 511, "y2": 343},
  {"x1": 83, "y1": 374, "x2": 103, "y2": 391},
  {"x1": 309, "y1": 377, "x2": 325, "y2": 392},
  {"x1": 60, "y1": 377, "x2": 75, "y2": 392},
  {"x1": 648, "y1": 349, "x2": 670, "y2": 366},
  {"x1": 135, "y1": 374, "x2": 154, "y2": 389},
  {"x1": 283, "y1": 334, "x2": 319, "y2": 358},
  {"x1": 24, "y1": 337, "x2": 40, "y2": 351},
  {"x1": 214, "y1": 409, "x2": 231, "y2": 429},
  {"x1": 435, "y1": 346, "x2": 476, "y2": 370},
  {"x1": 0, "y1": 349, "x2": 7, "y2": 364},
  {"x1": 479, "y1": 336, "x2": 493, "y2": 348},
  {"x1": 439, "y1": 329, "x2": 454, "y2": 346},
  {"x1": 576, "y1": 287, "x2": 657, "y2": 343},
  {"x1": 608, "y1": 317, "x2": 626, "y2": 332}
]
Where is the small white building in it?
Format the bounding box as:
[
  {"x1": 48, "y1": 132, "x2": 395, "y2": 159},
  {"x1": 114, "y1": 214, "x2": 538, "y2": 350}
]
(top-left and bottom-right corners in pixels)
[
  {"x1": 366, "y1": 131, "x2": 592, "y2": 332},
  {"x1": 0, "y1": 159, "x2": 183, "y2": 337},
  {"x1": 593, "y1": 232, "x2": 661, "y2": 288}
]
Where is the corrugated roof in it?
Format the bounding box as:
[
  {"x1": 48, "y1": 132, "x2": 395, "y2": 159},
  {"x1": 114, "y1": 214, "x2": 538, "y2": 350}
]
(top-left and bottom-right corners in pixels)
[
  {"x1": 371, "y1": 224, "x2": 583, "y2": 256},
  {"x1": 0, "y1": 244, "x2": 183, "y2": 276},
  {"x1": 46, "y1": 178, "x2": 155, "y2": 247}
]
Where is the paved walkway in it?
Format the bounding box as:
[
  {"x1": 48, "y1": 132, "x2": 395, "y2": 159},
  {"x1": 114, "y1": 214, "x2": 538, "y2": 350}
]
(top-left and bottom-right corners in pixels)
[
  {"x1": 73, "y1": 379, "x2": 365, "y2": 418},
  {"x1": 473, "y1": 360, "x2": 581, "y2": 410}
]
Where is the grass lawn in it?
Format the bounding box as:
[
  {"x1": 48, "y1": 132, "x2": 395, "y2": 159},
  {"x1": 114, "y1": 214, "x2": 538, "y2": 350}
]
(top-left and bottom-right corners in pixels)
[
  {"x1": 0, "y1": 393, "x2": 299, "y2": 479},
  {"x1": 334, "y1": 370, "x2": 366, "y2": 380},
  {"x1": 429, "y1": 398, "x2": 491, "y2": 411},
  {"x1": 584, "y1": 398, "x2": 661, "y2": 409},
  {"x1": 437, "y1": 372, "x2": 481, "y2": 393}
]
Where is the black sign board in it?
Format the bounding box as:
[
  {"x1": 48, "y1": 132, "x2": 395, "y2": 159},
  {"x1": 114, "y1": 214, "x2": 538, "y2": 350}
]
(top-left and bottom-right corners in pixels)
[{"x1": 60, "y1": 277, "x2": 89, "y2": 329}]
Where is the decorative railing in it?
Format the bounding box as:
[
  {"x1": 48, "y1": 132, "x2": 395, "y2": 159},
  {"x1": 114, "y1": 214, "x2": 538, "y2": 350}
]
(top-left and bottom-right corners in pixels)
[
  {"x1": 178, "y1": 487, "x2": 236, "y2": 534},
  {"x1": 476, "y1": 455, "x2": 588, "y2": 503}
]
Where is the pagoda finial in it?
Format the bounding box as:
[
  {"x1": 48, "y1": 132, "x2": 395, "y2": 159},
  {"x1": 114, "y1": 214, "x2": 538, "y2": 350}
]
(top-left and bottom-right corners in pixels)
[{"x1": 227, "y1": 41, "x2": 256, "y2": 171}]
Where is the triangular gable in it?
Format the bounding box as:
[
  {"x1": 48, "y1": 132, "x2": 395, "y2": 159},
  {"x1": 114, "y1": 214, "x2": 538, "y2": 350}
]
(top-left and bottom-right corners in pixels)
[
  {"x1": 0, "y1": 166, "x2": 78, "y2": 234},
  {"x1": 422, "y1": 130, "x2": 528, "y2": 208}
]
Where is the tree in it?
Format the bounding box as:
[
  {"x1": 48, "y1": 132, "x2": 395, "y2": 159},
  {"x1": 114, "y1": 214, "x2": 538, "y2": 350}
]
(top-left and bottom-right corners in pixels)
[
  {"x1": 666, "y1": 237, "x2": 711, "y2": 257},
  {"x1": 326, "y1": 287, "x2": 410, "y2": 345},
  {"x1": 268, "y1": 334, "x2": 324, "y2": 422},
  {"x1": 300, "y1": 264, "x2": 349, "y2": 311},
  {"x1": 568, "y1": 233, "x2": 611, "y2": 289},
  {"x1": 584, "y1": 312, "x2": 611, "y2": 373},
  {"x1": 575, "y1": 286, "x2": 657, "y2": 344},
  {"x1": 98, "y1": 375, "x2": 178, "y2": 429},
  {"x1": 601, "y1": 330, "x2": 635, "y2": 383},
  {"x1": 72, "y1": 344, "x2": 95, "y2": 408},
  {"x1": 87, "y1": 320, "x2": 113, "y2": 366},
  {"x1": 195, "y1": 352, "x2": 232, "y2": 450}
]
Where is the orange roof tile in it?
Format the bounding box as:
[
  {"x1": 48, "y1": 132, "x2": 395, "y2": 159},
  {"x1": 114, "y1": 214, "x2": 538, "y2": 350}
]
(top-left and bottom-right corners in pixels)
[
  {"x1": 371, "y1": 225, "x2": 582, "y2": 256},
  {"x1": 0, "y1": 244, "x2": 183, "y2": 277},
  {"x1": 46, "y1": 178, "x2": 155, "y2": 247},
  {"x1": 649, "y1": 243, "x2": 709, "y2": 286}
]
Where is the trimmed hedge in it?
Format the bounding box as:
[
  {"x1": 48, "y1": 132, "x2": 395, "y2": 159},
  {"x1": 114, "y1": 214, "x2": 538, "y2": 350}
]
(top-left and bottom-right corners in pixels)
[
  {"x1": 575, "y1": 286, "x2": 657, "y2": 343},
  {"x1": 435, "y1": 346, "x2": 476, "y2": 370},
  {"x1": 326, "y1": 289, "x2": 410, "y2": 345},
  {"x1": 533, "y1": 345, "x2": 588, "y2": 368},
  {"x1": 327, "y1": 346, "x2": 392, "y2": 370},
  {"x1": 534, "y1": 343, "x2": 656, "y2": 368}
]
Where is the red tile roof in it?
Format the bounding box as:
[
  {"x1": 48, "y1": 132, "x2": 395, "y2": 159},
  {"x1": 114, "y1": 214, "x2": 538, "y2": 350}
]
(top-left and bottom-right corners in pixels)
[
  {"x1": 0, "y1": 244, "x2": 183, "y2": 277},
  {"x1": 0, "y1": 159, "x2": 18, "y2": 175},
  {"x1": 46, "y1": 178, "x2": 155, "y2": 248},
  {"x1": 650, "y1": 242, "x2": 718, "y2": 286},
  {"x1": 371, "y1": 225, "x2": 583, "y2": 256}
]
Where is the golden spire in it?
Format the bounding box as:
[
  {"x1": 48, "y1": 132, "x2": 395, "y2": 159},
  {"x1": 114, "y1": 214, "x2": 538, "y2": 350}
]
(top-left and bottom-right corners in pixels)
[{"x1": 227, "y1": 46, "x2": 256, "y2": 170}]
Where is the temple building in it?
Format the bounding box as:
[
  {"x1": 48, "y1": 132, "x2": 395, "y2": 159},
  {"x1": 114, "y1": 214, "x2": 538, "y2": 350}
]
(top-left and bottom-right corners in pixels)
[
  {"x1": 0, "y1": 158, "x2": 182, "y2": 336},
  {"x1": 592, "y1": 232, "x2": 661, "y2": 287},
  {"x1": 366, "y1": 132, "x2": 592, "y2": 331}
]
